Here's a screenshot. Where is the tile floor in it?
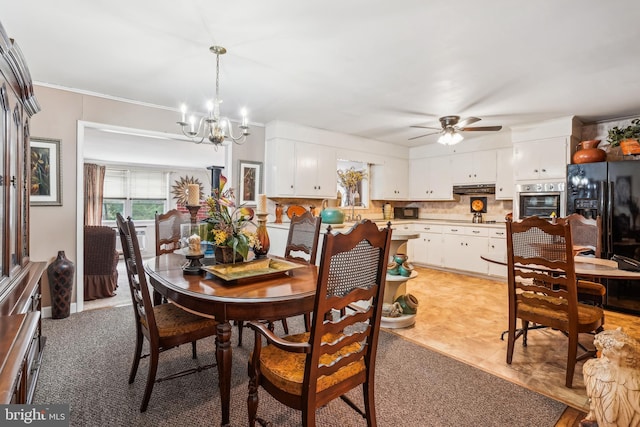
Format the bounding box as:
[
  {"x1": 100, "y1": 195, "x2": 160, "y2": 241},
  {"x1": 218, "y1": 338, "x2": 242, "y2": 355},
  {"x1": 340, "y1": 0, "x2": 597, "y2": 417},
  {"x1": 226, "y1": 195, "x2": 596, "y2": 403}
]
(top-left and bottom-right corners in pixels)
[{"x1": 393, "y1": 266, "x2": 640, "y2": 412}]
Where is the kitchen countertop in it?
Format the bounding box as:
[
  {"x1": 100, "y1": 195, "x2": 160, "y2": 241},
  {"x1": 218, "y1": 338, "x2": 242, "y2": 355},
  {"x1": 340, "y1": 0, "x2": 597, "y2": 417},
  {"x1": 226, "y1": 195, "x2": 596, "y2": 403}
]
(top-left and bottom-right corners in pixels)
[{"x1": 267, "y1": 218, "x2": 506, "y2": 230}]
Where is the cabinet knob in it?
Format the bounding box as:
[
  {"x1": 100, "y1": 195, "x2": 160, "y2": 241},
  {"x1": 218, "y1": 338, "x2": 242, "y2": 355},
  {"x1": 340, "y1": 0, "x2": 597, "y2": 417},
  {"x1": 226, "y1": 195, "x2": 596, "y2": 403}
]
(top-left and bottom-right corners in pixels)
[
  {"x1": 541, "y1": 169, "x2": 546, "y2": 173},
  {"x1": 10, "y1": 176, "x2": 16, "y2": 187},
  {"x1": 534, "y1": 169, "x2": 538, "y2": 173}
]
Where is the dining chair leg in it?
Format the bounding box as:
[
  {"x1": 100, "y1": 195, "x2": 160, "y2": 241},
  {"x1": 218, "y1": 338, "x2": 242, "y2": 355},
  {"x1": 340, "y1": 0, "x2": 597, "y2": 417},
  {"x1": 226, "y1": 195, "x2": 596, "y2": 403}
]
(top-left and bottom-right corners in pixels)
[
  {"x1": 129, "y1": 329, "x2": 143, "y2": 384},
  {"x1": 522, "y1": 320, "x2": 529, "y2": 347},
  {"x1": 281, "y1": 318, "x2": 289, "y2": 334},
  {"x1": 140, "y1": 349, "x2": 159, "y2": 412},
  {"x1": 237, "y1": 320, "x2": 244, "y2": 347},
  {"x1": 304, "y1": 313, "x2": 311, "y2": 332},
  {"x1": 191, "y1": 341, "x2": 197, "y2": 359},
  {"x1": 506, "y1": 318, "x2": 516, "y2": 364},
  {"x1": 566, "y1": 333, "x2": 578, "y2": 388},
  {"x1": 247, "y1": 363, "x2": 259, "y2": 427},
  {"x1": 363, "y1": 381, "x2": 377, "y2": 427}
]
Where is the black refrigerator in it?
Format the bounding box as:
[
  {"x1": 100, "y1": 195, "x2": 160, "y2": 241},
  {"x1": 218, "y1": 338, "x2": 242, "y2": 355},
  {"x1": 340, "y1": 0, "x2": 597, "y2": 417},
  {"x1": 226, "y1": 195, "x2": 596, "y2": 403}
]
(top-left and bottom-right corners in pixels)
[{"x1": 567, "y1": 161, "x2": 640, "y2": 314}]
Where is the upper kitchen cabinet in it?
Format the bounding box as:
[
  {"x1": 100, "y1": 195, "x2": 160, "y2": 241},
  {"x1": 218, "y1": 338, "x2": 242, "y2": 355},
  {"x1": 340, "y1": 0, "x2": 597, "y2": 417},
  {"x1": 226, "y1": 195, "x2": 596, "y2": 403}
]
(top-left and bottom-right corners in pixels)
[
  {"x1": 265, "y1": 138, "x2": 337, "y2": 198},
  {"x1": 495, "y1": 147, "x2": 514, "y2": 199},
  {"x1": 451, "y1": 150, "x2": 496, "y2": 184},
  {"x1": 513, "y1": 137, "x2": 568, "y2": 181},
  {"x1": 370, "y1": 157, "x2": 409, "y2": 200},
  {"x1": 409, "y1": 156, "x2": 453, "y2": 200},
  {"x1": 265, "y1": 138, "x2": 296, "y2": 196}
]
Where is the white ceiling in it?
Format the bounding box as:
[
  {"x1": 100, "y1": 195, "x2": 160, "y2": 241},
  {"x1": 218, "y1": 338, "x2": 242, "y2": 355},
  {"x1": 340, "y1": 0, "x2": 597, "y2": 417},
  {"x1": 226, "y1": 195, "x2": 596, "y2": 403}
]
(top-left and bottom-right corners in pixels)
[{"x1": 2, "y1": 1, "x2": 640, "y2": 146}]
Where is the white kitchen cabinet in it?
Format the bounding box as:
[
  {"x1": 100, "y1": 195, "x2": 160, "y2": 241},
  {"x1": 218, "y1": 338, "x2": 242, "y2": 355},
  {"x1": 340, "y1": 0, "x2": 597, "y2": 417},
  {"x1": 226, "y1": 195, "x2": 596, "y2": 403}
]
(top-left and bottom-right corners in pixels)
[
  {"x1": 409, "y1": 224, "x2": 444, "y2": 267},
  {"x1": 451, "y1": 151, "x2": 496, "y2": 184},
  {"x1": 513, "y1": 137, "x2": 567, "y2": 181},
  {"x1": 294, "y1": 141, "x2": 337, "y2": 198},
  {"x1": 443, "y1": 226, "x2": 489, "y2": 274},
  {"x1": 487, "y1": 228, "x2": 507, "y2": 277},
  {"x1": 265, "y1": 139, "x2": 336, "y2": 198},
  {"x1": 495, "y1": 147, "x2": 514, "y2": 200},
  {"x1": 370, "y1": 157, "x2": 409, "y2": 200},
  {"x1": 409, "y1": 156, "x2": 453, "y2": 200},
  {"x1": 265, "y1": 138, "x2": 296, "y2": 197}
]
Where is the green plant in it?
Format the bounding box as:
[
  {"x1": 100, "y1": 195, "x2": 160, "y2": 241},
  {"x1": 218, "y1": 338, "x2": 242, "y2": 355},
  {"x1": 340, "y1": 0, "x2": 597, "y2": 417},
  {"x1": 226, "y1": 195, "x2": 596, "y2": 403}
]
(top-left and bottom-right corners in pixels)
[
  {"x1": 203, "y1": 175, "x2": 258, "y2": 260},
  {"x1": 607, "y1": 118, "x2": 640, "y2": 147}
]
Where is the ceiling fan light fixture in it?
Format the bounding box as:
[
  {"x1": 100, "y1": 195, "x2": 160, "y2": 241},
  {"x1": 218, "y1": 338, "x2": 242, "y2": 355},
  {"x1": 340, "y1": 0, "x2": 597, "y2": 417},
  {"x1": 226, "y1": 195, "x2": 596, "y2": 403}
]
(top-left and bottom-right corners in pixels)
[{"x1": 437, "y1": 128, "x2": 464, "y2": 145}]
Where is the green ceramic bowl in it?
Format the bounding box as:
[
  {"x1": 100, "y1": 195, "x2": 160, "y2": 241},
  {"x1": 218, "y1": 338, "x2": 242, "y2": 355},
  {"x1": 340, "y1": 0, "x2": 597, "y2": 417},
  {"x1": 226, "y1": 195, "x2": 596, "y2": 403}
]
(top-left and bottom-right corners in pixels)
[{"x1": 320, "y1": 208, "x2": 345, "y2": 224}]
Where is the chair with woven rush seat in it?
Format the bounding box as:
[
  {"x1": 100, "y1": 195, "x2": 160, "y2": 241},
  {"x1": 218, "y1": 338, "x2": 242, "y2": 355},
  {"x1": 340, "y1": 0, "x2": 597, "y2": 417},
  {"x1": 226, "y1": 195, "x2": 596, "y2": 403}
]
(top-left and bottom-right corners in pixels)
[
  {"x1": 116, "y1": 213, "x2": 217, "y2": 412},
  {"x1": 236, "y1": 211, "x2": 322, "y2": 346},
  {"x1": 155, "y1": 209, "x2": 190, "y2": 256},
  {"x1": 505, "y1": 216, "x2": 605, "y2": 388},
  {"x1": 247, "y1": 219, "x2": 392, "y2": 427}
]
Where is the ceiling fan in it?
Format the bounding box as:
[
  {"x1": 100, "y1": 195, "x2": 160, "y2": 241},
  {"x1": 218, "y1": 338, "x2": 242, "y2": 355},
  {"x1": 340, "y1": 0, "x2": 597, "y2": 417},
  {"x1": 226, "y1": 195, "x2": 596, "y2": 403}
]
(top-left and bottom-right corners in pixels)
[{"x1": 409, "y1": 115, "x2": 502, "y2": 145}]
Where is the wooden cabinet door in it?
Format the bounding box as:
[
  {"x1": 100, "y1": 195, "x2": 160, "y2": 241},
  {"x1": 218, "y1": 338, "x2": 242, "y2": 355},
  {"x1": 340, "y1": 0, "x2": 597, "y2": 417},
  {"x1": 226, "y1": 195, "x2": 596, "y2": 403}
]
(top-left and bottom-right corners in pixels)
[
  {"x1": 265, "y1": 139, "x2": 295, "y2": 197},
  {"x1": 371, "y1": 158, "x2": 409, "y2": 200},
  {"x1": 513, "y1": 137, "x2": 567, "y2": 181},
  {"x1": 428, "y1": 157, "x2": 453, "y2": 200},
  {"x1": 495, "y1": 147, "x2": 514, "y2": 200}
]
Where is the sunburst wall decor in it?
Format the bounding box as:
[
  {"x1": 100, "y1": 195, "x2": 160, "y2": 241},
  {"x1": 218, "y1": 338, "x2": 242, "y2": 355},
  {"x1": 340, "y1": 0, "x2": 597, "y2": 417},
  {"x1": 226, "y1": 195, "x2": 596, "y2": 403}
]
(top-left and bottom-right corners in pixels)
[{"x1": 172, "y1": 176, "x2": 204, "y2": 205}]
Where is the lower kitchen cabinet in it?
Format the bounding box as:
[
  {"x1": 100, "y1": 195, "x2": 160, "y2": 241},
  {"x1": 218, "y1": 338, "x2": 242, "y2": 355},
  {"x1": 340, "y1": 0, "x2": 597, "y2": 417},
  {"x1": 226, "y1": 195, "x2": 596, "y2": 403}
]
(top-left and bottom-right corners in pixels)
[
  {"x1": 443, "y1": 226, "x2": 489, "y2": 275},
  {"x1": 487, "y1": 229, "x2": 507, "y2": 277},
  {"x1": 409, "y1": 224, "x2": 443, "y2": 267}
]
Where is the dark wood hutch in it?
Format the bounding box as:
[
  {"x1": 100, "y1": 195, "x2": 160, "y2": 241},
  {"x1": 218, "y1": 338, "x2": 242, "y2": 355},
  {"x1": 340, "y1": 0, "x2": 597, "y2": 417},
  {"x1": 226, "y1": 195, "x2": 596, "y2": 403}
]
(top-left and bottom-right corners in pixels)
[{"x1": 0, "y1": 20, "x2": 46, "y2": 404}]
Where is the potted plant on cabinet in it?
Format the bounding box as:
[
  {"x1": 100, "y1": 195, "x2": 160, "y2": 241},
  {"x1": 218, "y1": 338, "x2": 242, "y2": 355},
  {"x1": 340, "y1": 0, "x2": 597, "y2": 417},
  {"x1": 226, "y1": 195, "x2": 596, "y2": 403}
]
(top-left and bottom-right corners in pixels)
[{"x1": 607, "y1": 118, "x2": 640, "y2": 156}]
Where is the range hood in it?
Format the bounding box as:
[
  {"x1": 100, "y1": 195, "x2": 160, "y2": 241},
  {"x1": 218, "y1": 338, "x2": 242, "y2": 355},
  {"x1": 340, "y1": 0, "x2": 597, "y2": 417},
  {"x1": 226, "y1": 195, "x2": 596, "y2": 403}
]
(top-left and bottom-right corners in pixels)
[{"x1": 452, "y1": 184, "x2": 496, "y2": 195}]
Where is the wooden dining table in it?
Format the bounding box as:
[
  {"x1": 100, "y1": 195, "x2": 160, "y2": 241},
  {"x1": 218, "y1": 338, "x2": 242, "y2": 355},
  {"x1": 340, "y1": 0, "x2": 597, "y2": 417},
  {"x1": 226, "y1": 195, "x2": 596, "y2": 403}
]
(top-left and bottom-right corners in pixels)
[
  {"x1": 144, "y1": 253, "x2": 318, "y2": 427},
  {"x1": 481, "y1": 252, "x2": 640, "y2": 280}
]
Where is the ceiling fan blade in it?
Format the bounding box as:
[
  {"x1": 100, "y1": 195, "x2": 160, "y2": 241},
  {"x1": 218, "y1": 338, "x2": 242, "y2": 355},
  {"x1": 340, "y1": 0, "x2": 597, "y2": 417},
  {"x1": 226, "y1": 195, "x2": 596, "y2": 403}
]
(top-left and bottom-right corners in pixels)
[
  {"x1": 460, "y1": 125, "x2": 503, "y2": 132},
  {"x1": 410, "y1": 125, "x2": 441, "y2": 130},
  {"x1": 408, "y1": 130, "x2": 441, "y2": 141},
  {"x1": 455, "y1": 116, "x2": 481, "y2": 128}
]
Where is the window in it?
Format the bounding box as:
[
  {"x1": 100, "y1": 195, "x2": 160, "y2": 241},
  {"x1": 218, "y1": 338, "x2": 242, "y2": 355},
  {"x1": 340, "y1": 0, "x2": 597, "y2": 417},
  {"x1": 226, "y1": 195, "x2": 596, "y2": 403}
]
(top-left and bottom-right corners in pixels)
[
  {"x1": 102, "y1": 168, "x2": 169, "y2": 222},
  {"x1": 336, "y1": 160, "x2": 370, "y2": 208}
]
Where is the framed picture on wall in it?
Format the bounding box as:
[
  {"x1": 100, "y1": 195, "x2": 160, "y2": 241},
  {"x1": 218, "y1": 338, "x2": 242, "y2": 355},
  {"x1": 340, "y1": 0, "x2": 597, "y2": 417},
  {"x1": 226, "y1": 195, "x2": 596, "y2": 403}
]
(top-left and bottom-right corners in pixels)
[
  {"x1": 238, "y1": 160, "x2": 262, "y2": 206},
  {"x1": 30, "y1": 137, "x2": 62, "y2": 206}
]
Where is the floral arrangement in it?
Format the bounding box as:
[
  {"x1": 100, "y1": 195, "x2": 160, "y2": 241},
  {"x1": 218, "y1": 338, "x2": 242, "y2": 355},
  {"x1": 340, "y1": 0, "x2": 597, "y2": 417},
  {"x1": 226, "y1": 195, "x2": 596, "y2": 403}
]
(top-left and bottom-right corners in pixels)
[
  {"x1": 337, "y1": 167, "x2": 367, "y2": 194},
  {"x1": 203, "y1": 175, "x2": 259, "y2": 260}
]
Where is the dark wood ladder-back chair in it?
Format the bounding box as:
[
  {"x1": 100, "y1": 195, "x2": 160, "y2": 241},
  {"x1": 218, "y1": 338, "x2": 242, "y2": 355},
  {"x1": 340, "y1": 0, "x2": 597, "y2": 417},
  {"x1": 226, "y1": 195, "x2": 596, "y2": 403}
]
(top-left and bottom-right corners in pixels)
[
  {"x1": 83, "y1": 225, "x2": 119, "y2": 300},
  {"x1": 505, "y1": 216, "x2": 605, "y2": 388},
  {"x1": 564, "y1": 214, "x2": 606, "y2": 307},
  {"x1": 236, "y1": 211, "x2": 322, "y2": 346},
  {"x1": 155, "y1": 209, "x2": 190, "y2": 256},
  {"x1": 247, "y1": 219, "x2": 392, "y2": 427},
  {"x1": 116, "y1": 213, "x2": 217, "y2": 412}
]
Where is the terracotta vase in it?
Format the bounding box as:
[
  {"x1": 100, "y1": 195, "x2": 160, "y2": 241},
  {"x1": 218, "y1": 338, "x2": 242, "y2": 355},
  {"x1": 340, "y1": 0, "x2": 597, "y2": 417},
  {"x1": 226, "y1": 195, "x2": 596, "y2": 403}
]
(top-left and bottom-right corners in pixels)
[
  {"x1": 275, "y1": 204, "x2": 283, "y2": 224},
  {"x1": 47, "y1": 251, "x2": 75, "y2": 319},
  {"x1": 620, "y1": 138, "x2": 640, "y2": 155},
  {"x1": 253, "y1": 223, "x2": 270, "y2": 258},
  {"x1": 572, "y1": 140, "x2": 606, "y2": 164},
  {"x1": 214, "y1": 245, "x2": 244, "y2": 264}
]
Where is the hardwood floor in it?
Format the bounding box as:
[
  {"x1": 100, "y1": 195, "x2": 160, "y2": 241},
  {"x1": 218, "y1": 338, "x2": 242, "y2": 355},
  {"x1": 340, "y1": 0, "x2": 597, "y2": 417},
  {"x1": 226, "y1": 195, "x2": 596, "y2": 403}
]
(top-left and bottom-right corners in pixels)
[{"x1": 392, "y1": 266, "x2": 639, "y2": 417}]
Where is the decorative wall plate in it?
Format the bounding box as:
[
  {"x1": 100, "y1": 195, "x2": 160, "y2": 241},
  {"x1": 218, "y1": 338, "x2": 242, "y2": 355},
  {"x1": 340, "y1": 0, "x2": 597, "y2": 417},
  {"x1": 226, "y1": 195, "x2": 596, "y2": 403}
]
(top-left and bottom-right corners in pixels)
[
  {"x1": 286, "y1": 205, "x2": 307, "y2": 219},
  {"x1": 172, "y1": 176, "x2": 204, "y2": 205}
]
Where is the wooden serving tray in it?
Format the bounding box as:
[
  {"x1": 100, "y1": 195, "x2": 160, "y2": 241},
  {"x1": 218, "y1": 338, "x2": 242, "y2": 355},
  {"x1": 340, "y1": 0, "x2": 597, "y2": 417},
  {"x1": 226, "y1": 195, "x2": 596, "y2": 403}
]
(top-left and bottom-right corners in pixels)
[{"x1": 202, "y1": 258, "x2": 304, "y2": 284}]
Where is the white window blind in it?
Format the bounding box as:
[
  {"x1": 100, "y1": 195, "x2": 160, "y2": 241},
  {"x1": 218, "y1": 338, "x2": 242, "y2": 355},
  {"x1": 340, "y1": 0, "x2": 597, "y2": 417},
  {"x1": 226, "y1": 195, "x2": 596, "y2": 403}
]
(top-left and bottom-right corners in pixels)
[
  {"x1": 130, "y1": 171, "x2": 167, "y2": 199},
  {"x1": 103, "y1": 169, "x2": 127, "y2": 198}
]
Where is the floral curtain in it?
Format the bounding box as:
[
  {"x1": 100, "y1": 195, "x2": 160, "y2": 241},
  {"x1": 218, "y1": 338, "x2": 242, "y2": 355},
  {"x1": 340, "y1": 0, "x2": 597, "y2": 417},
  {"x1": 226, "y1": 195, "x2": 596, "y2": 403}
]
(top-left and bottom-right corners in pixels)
[{"x1": 84, "y1": 163, "x2": 105, "y2": 225}]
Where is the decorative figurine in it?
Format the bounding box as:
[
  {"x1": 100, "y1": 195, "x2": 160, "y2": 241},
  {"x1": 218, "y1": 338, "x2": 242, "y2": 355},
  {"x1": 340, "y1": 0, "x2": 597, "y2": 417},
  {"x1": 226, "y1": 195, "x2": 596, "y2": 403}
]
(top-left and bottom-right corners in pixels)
[{"x1": 581, "y1": 328, "x2": 640, "y2": 427}]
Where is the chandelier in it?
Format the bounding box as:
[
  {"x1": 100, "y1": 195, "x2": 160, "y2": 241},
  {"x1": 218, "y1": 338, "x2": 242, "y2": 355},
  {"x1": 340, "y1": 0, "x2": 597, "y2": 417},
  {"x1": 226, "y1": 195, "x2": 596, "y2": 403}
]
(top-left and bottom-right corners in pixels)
[
  {"x1": 437, "y1": 128, "x2": 464, "y2": 145},
  {"x1": 177, "y1": 46, "x2": 249, "y2": 146}
]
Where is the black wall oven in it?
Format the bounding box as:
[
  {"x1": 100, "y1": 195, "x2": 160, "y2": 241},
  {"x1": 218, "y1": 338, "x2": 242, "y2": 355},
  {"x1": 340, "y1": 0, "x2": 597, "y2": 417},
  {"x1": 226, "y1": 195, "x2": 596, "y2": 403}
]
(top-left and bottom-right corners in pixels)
[{"x1": 515, "y1": 182, "x2": 566, "y2": 220}]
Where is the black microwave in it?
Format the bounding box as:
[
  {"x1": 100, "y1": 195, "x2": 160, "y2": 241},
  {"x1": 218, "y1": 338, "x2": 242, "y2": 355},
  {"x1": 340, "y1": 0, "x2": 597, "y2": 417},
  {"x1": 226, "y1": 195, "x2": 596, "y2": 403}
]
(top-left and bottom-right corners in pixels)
[{"x1": 394, "y1": 207, "x2": 419, "y2": 219}]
